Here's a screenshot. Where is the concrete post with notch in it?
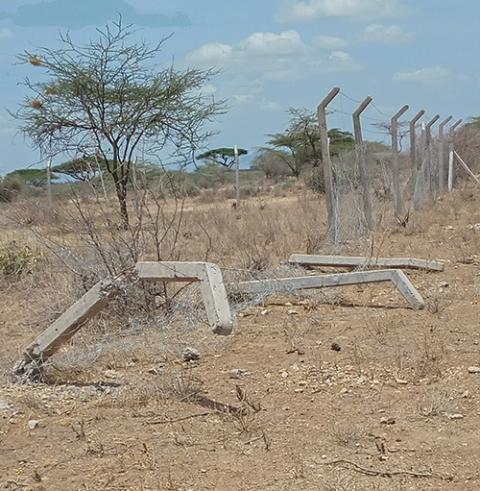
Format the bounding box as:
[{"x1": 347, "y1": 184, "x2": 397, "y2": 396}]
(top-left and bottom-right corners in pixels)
[
  {"x1": 409, "y1": 110, "x2": 425, "y2": 197},
  {"x1": 438, "y1": 115, "x2": 453, "y2": 193},
  {"x1": 391, "y1": 105, "x2": 409, "y2": 217},
  {"x1": 425, "y1": 114, "x2": 440, "y2": 197},
  {"x1": 353, "y1": 96, "x2": 374, "y2": 231},
  {"x1": 317, "y1": 87, "x2": 340, "y2": 244}
]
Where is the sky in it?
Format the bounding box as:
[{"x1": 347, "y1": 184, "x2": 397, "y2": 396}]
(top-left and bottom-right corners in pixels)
[{"x1": 0, "y1": 0, "x2": 479, "y2": 174}]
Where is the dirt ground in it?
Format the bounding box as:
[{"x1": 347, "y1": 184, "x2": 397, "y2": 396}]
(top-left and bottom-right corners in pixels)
[{"x1": 1, "y1": 188, "x2": 480, "y2": 490}]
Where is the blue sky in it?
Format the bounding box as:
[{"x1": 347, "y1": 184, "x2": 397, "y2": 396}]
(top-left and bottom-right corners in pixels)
[{"x1": 0, "y1": 0, "x2": 478, "y2": 174}]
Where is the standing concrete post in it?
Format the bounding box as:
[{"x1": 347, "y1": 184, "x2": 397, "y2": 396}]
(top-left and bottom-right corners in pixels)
[
  {"x1": 449, "y1": 119, "x2": 463, "y2": 136},
  {"x1": 46, "y1": 157, "x2": 53, "y2": 208},
  {"x1": 391, "y1": 105, "x2": 409, "y2": 217},
  {"x1": 317, "y1": 87, "x2": 341, "y2": 243},
  {"x1": 353, "y1": 96, "x2": 374, "y2": 231},
  {"x1": 438, "y1": 115, "x2": 453, "y2": 194},
  {"x1": 425, "y1": 115, "x2": 440, "y2": 197},
  {"x1": 234, "y1": 145, "x2": 240, "y2": 208},
  {"x1": 409, "y1": 110, "x2": 425, "y2": 196},
  {"x1": 447, "y1": 119, "x2": 463, "y2": 190}
]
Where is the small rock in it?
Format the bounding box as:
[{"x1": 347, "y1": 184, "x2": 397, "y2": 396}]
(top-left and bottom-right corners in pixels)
[
  {"x1": 331, "y1": 342, "x2": 342, "y2": 352},
  {"x1": 448, "y1": 413, "x2": 464, "y2": 420},
  {"x1": 340, "y1": 388, "x2": 348, "y2": 394},
  {"x1": 104, "y1": 370, "x2": 118, "y2": 379},
  {"x1": 0, "y1": 399, "x2": 12, "y2": 412},
  {"x1": 182, "y1": 347, "x2": 200, "y2": 362},
  {"x1": 281, "y1": 371, "x2": 289, "y2": 379},
  {"x1": 395, "y1": 378, "x2": 408, "y2": 385},
  {"x1": 229, "y1": 368, "x2": 249, "y2": 379},
  {"x1": 287, "y1": 309, "x2": 299, "y2": 315},
  {"x1": 439, "y1": 281, "x2": 449, "y2": 288},
  {"x1": 147, "y1": 367, "x2": 164, "y2": 375},
  {"x1": 28, "y1": 419, "x2": 40, "y2": 430},
  {"x1": 468, "y1": 366, "x2": 480, "y2": 374},
  {"x1": 380, "y1": 417, "x2": 396, "y2": 425},
  {"x1": 260, "y1": 309, "x2": 270, "y2": 316}
]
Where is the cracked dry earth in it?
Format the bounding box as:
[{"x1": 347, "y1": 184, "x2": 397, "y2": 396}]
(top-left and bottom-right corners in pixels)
[{"x1": 2, "y1": 190, "x2": 480, "y2": 490}]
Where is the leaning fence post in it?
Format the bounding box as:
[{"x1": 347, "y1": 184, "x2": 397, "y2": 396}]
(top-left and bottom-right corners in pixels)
[
  {"x1": 317, "y1": 87, "x2": 341, "y2": 243},
  {"x1": 409, "y1": 110, "x2": 425, "y2": 197},
  {"x1": 391, "y1": 105, "x2": 409, "y2": 217},
  {"x1": 438, "y1": 115, "x2": 453, "y2": 194},
  {"x1": 425, "y1": 114, "x2": 440, "y2": 198},
  {"x1": 352, "y1": 96, "x2": 374, "y2": 230}
]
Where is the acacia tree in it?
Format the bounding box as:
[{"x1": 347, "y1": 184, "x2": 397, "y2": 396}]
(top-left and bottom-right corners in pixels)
[
  {"x1": 197, "y1": 147, "x2": 248, "y2": 168},
  {"x1": 14, "y1": 19, "x2": 222, "y2": 227},
  {"x1": 264, "y1": 108, "x2": 354, "y2": 178}
]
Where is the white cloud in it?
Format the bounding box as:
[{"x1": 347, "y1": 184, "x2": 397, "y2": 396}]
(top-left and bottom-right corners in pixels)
[
  {"x1": 187, "y1": 30, "x2": 358, "y2": 81},
  {"x1": 277, "y1": 0, "x2": 408, "y2": 22},
  {"x1": 312, "y1": 35, "x2": 347, "y2": 49},
  {"x1": 0, "y1": 28, "x2": 13, "y2": 40},
  {"x1": 393, "y1": 66, "x2": 452, "y2": 83},
  {"x1": 362, "y1": 24, "x2": 413, "y2": 44}
]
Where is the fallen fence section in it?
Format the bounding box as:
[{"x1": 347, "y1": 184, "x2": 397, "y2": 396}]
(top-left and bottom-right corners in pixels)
[
  {"x1": 14, "y1": 262, "x2": 234, "y2": 380},
  {"x1": 230, "y1": 269, "x2": 425, "y2": 310},
  {"x1": 135, "y1": 262, "x2": 233, "y2": 336},
  {"x1": 289, "y1": 254, "x2": 445, "y2": 272}
]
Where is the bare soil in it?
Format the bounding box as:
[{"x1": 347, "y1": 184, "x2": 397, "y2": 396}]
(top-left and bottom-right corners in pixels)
[{"x1": 1, "y1": 189, "x2": 480, "y2": 490}]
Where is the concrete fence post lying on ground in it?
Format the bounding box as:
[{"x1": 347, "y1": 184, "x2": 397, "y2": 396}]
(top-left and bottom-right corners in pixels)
[
  {"x1": 230, "y1": 269, "x2": 425, "y2": 310},
  {"x1": 14, "y1": 262, "x2": 234, "y2": 379},
  {"x1": 288, "y1": 254, "x2": 445, "y2": 272},
  {"x1": 136, "y1": 261, "x2": 234, "y2": 336},
  {"x1": 14, "y1": 275, "x2": 127, "y2": 378}
]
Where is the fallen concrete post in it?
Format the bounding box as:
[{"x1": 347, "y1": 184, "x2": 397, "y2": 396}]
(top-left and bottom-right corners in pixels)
[
  {"x1": 289, "y1": 254, "x2": 444, "y2": 272},
  {"x1": 136, "y1": 262, "x2": 233, "y2": 336},
  {"x1": 14, "y1": 262, "x2": 234, "y2": 380},
  {"x1": 14, "y1": 275, "x2": 125, "y2": 379},
  {"x1": 230, "y1": 269, "x2": 425, "y2": 310}
]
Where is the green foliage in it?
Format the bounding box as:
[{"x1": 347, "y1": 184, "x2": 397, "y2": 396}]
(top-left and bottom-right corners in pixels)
[
  {"x1": 328, "y1": 128, "x2": 355, "y2": 156},
  {"x1": 52, "y1": 157, "x2": 102, "y2": 181},
  {"x1": 265, "y1": 108, "x2": 354, "y2": 179},
  {"x1": 5, "y1": 168, "x2": 56, "y2": 187},
  {"x1": 197, "y1": 147, "x2": 248, "y2": 168},
  {"x1": 0, "y1": 242, "x2": 43, "y2": 276}
]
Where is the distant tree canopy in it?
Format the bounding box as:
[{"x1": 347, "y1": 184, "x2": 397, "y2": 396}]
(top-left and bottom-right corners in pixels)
[
  {"x1": 264, "y1": 108, "x2": 355, "y2": 178},
  {"x1": 51, "y1": 156, "x2": 102, "y2": 182},
  {"x1": 197, "y1": 147, "x2": 248, "y2": 168},
  {"x1": 5, "y1": 168, "x2": 58, "y2": 187}
]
